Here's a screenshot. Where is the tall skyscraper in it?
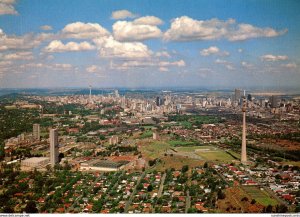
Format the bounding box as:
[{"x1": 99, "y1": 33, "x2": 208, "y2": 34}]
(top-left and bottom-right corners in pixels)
[
  {"x1": 33, "y1": 124, "x2": 40, "y2": 141},
  {"x1": 156, "y1": 96, "x2": 161, "y2": 106},
  {"x1": 234, "y1": 89, "x2": 241, "y2": 102},
  {"x1": 270, "y1": 95, "x2": 279, "y2": 108},
  {"x1": 114, "y1": 89, "x2": 120, "y2": 98},
  {"x1": 50, "y1": 129, "x2": 59, "y2": 167},
  {"x1": 241, "y1": 96, "x2": 247, "y2": 164},
  {"x1": 89, "y1": 85, "x2": 92, "y2": 103}
]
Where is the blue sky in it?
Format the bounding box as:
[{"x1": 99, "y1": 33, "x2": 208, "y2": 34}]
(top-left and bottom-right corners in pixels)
[{"x1": 0, "y1": 0, "x2": 299, "y2": 89}]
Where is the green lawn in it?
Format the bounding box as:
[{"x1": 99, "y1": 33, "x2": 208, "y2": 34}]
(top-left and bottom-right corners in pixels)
[
  {"x1": 176, "y1": 145, "x2": 213, "y2": 152},
  {"x1": 197, "y1": 151, "x2": 234, "y2": 162},
  {"x1": 141, "y1": 141, "x2": 170, "y2": 159},
  {"x1": 227, "y1": 150, "x2": 240, "y2": 159},
  {"x1": 194, "y1": 146, "x2": 234, "y2": 162},
  {"x1": 4, "y1": 105, "x2": 17, "y2": 109},
  {"x1": 242, "y1": 186, "x2": 278, "y2": 206},
  {"x1": 176, "y1": 145, "x2": 234, "y2": 162},
  {"x1": 142, "y1": 126, "x2": 154, "y2": 129},
  {"x1": 168, "y1": 140, "x2": 196, "y2": 146},
  {"x1": 179, "y1": 121, "x2": 193, "y2": 129},
  {"x1": 139, "y1": 130, "x2": 153, "y2": 139}
]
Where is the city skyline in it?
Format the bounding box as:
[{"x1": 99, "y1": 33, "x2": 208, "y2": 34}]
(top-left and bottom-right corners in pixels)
[{"x1": 0, "y1": 0, "x2": 299, "y2": 89}]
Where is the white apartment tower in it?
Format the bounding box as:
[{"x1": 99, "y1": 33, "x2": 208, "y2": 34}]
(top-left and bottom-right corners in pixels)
[
  {"x1": 33, "y1": 123, "x2": 40, "y2": 141},
  {"x1": 50, "y1": 128, "x2": 59, "y2": 167}
]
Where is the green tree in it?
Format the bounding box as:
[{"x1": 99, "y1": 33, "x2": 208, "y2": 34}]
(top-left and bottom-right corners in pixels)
[
  {"x1": 181, "y1": 165, "x2": 189, "y2": 173},
  {"x1": 147, "y1": 184, "x2": 153, "y2": 192},
  {"x1": 24, "y1": 201, "x2": 38, "y2": 213},
  {"x1": 264, "y1": 205, "x2": 273, "y2": 213},
  {"x1": 275, "y1": 204, "x2": 288, "y2": 213},
  {"x1": 204, "y1": 162, "x2": 208, "y2": 168}
]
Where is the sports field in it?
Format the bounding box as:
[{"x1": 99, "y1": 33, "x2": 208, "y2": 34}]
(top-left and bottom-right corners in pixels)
[
  {"x1": 242, "y1": 186, "x2": 278, "y2": 206},
  {"x1": 176, "y1": 145, "x2": 213, "y2": 152},
  {"x1": 176, "y1": 145, "x2": 235, "y2": 162},
  {"x1": 168, "y1": 140, "x2": 196, "y2": 146},
  {"x1": 194, "y1": 146, "x2": 235, "y2": 162}
]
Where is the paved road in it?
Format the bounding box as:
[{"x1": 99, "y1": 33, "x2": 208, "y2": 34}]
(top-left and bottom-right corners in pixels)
[
  {"x1": 124, "y1": 172, "x2": 145, "y2": 213},
  {"x1": 185, "y1": 190, "x2": 191, "y2": 213},
  {"x1": 157, "y1": 173, "x2": 166, "y2": 198}
]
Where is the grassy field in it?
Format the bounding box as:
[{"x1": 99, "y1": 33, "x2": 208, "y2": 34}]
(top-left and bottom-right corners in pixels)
[
  {"x1": 176, "y1": 145, "x2": 213, "y2": 152},
  {"x1": 197, "y1": 151, "x2": 234, "y2": 162},
  {"x1": 4, "y1": 105, "x2": 17, "y2": 109},
  {"x1": 139, "y1": 130, "x2": 153, "y2": 139},
  {"x1": 193, "y1": 146, "x2": 235, "y2": 162},
  {"x1": 142, "y1": 126, "x2": 154, "y2": 129},
  {"x1": 168, "y1": 140, "x2": 196, "y2": 146},
  {"x1": 140, "y1": 141, "x2": 170, "y2": 159},
  {"x1": 242, "y1": 186, "x2": 278, "y2": 206},
  {"x1": 174, "y1": 145, "x2": 235, "y2": 162},
  {"x1": 154, "y1": 155, "x2": 204, "y2": 171},
  {"x1": 280, "y1": 161, "x2": 300, "y2": 167},
  {"x1": 227, "y1": 150, "x2": 240, "y2": 159},
  {"x1": 179, "y1": 121, "x2": 193, "y2": 129}
]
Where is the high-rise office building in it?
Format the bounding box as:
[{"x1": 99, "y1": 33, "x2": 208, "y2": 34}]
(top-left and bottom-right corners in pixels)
[
  {"x1": 247, "y1": 94, "x2": 252, "y2": 101},
  {"x1": 234, "y1": 89, "x2": 241, "y2": 102},
  {"x1": 50, "y1": 129, "x2": 59, "y2": 167},
  {"x1": 33, "y1": 124, "x2": 40, "y2": 141},
  {"x1": 114, "y1": 89, "x2": 120, "y2": 98},
  {"x1": 156, "y1": 96, "x2": 161, "y2": 106},
  {"x1": 270, "y1": 95, "x2": 279, "y2": 108},
  {"x1": 89, "y1": 85, "x2": 92, "y2": 103}
]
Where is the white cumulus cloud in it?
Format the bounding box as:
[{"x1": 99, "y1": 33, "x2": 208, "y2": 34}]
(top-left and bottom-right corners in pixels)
[
  {"x1": 3, "y1": 51, "x2": 34, "y2": 60},
  {"x1": 93, "y1": 36, "x2": 153, "y2": 59},
  {"x1": 0, "y1": 0, "x2": 18, "y2": 15},
  {"x1": 61, "y1": 22, "x2": 110, "y2": 39},
  {"x1": 159, "y1": 67, "x2": 169, "y2": 72},
  {"x1": 281, "y1": 63, "x2": 297, "y2": 69},
  {"x1": 241, "y1": 61, "x2": 253, "y2": 68},
  {"x1": 261, "y1": 54, "x2": 288, "y2": 62},
  {"x1": 44, "y1": 40, "x2": 95, "y2": 52},
  {"x1": 111, "y1": 10, "x2": 137, "y2": 20},
  {"x1": 113, "y1": 20, "x2": 162, "y2": 42},
  {"x1": 133, "y1": 16, "x2": 163, "y2": 26},
  {"x1": 86, "y1": 65, "x2": 102, "y2": 73},
  {"x1": 164, "y1": 16, "x2": 287, "y2": 42},
  {"x1": 0, "y1": 29, "x2": 42, "y2": 51},
  {"x1": 155, "y1": 51, "x2": 171, "y2": 58},
  {"x1": 200, "y1": 46, "x2": 229, "y2": 56},
  {"x1": 40, "y1": 25, "x2": 53, "y2": 31},
  {"x1": 22, "y1": 63, "x2": 73, "y2": 71},
  {"x1": 215, "y1": 58, "x2": 234, "y2": 70}
]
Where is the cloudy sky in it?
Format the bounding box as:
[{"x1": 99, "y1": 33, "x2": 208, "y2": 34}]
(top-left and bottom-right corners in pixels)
[{"x1": 0, "y1": 0, "x2": 299, "y2": 89}]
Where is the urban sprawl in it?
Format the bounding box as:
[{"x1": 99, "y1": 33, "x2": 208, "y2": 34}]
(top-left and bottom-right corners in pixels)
[{"x1": 0, "y1": 89, "x2": 300, "y2": 213}]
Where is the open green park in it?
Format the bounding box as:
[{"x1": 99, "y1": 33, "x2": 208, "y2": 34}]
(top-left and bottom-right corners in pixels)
[
  {"x1": 176, "y1": 145, "x2": 236, "y2": 162},
  {"x1": 242, "y1": 186, "x2": 278, "y2": 206}
]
